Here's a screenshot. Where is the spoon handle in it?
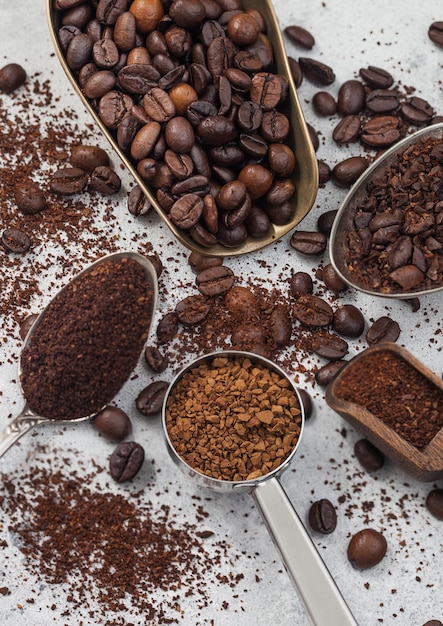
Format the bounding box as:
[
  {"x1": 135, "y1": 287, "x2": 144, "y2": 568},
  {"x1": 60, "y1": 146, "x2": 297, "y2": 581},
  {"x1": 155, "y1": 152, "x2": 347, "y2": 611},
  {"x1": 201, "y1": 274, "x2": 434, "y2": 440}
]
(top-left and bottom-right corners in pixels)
[
  {"x1": 0, "y1": 409, "x2": 43, "y2": 459},
  {"x1": 252, "y1": 477, "x2": 357, "y2": 626}
]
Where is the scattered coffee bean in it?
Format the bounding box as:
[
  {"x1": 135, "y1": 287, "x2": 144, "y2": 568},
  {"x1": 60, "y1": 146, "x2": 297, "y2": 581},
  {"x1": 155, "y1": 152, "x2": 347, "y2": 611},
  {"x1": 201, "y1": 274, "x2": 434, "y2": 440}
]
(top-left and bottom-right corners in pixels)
[
  {"x1": 188, "y1": 251, "x2": 223, "y2": 274},
  {"x1": 92, "y1": 405, "x2": 132, "y2": 442},
  {"x1": 136, "y1": 380, "x2": 169, "y2": 416},
  {"x1": 308, "y1": 499, "x2": 337, "y2": 534},
  {"x1": 315, "y1": 360, "x2": 346, "y2": 387},
  {"x1": 422, "y1": 621, "x2": 443, "y2": 626},
  {"x1": 428, "y1": 21, "x2": 443, "y2": 47},
  {"x1": 317, "y1": 159, "x2": 331, "y2": 185},
  {"x1": 321, "y1": 263, "x2": 347, "y2": 293},
  {"x1": 299, "y1": 57, "x2": 335, "y2": 85},
  {"x1": 15, "y1": 180, "x2": 47, "y2": 215},
  {"x1": 284, "y1": 25, "x2": 315, "y2": 50},
  {"x1": 290, "y1": 230, "x2": 327, "y2": 255},
  {"x1": 196, "y1": 265, "x2": 235, "y2": 297},
  {"x1": 175, "y1": 294, "x2": 211, "y2": 325},
  {"x1": 331, "y1": 156, "x2": 369, "y2": 186},
  {"x1": 156, "y1": 311, "x2": 179, "y2": 344},
  {"x1": 359, "y1": 65, "x2": 394, "y2": 89},
  {"x1": 317, "y1": 209, "x2": 337, "y2": 235},
  {"x1": 347, "y1": 528, "x2": 387, "y2": 569},
  {"x1": 293, "y1": 294, "x2": 333, "y2": 327},
  {"x1": 70, "y1": 144, "x2": 110, "y2": 171},
  {"x1": 290, "y1": 271, "x2": 313, "y2": 298},
  {"x1": 337, "y1": 80, "x2": 365, "y2": 115},
  {"x1": 90, "y1": 165, "x2": 121, "y2": 194},
  {"x1": 127, "y1": 184, "x2": 152, "y2": 216},
  {"x1": 109, "y1": 441, "x2": 145, "y2": 483},
  {"x1": 144, "y1": 345, "x2": 168, "y2": 373},
  {"x1": 332, "y1": 114, "x2": 361, "y2": 144},
  {"x1": 366, "y1": 316, "x2": 400, "y2": 346},
  {"x1": 312, "y1": 91, "x2": 337, "y2": 116},
  {"x1": 332, "y1": 304, "x2": 365, "y2": 338},
  {"x1": 0, "y1": 62, "x2": 26, "y2": 93},
  {"x1": 1, "y1": 227, "x2": 31, "y2": 253},
  {"x1": 354, "y1": 439, "x2": 385, "y2": 472},
  {"x1": 425, "y1": 488, "x2": 443, "y2": 521},
  {"x1": 50, "y1": 167, "x2": 89, "y2": 195}
]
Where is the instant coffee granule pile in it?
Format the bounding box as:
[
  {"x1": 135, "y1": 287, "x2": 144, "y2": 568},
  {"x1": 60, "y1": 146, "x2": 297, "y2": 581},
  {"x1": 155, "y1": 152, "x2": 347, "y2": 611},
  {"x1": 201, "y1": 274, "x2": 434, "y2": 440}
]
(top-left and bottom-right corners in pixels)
[{"x1": 0, "y1": 461, "x2": 245, "y2": 625}]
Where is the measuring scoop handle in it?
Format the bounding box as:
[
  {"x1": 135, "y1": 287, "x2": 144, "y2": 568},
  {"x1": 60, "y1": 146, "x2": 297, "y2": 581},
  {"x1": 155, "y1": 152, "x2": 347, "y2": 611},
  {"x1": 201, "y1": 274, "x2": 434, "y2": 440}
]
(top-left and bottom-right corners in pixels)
[
  {"x1": 252, "y1": 477, "x2": 358, "y2": 626},
  {"x1": 0, "y1": 408, "x2": 43, "y2": 459}
]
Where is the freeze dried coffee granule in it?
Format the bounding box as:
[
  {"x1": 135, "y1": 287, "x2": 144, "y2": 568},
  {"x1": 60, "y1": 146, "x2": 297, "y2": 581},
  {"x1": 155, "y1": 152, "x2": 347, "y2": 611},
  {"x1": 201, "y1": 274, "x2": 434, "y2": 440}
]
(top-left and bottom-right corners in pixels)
[
  {"x1": 21, "y1": 257, "x2": 153, "y2": 420},
  {"x1": 0, "y1": 465, "x2": 242, "y2": 625}
]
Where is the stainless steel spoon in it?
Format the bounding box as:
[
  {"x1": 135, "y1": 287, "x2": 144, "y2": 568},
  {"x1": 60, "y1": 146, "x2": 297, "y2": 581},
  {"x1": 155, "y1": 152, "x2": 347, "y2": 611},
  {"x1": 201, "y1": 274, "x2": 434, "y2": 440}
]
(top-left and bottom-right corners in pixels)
[
  {"x1": 0, "y1": 251, "x2": 158, "y2": 459},
  {"x1": 162, "y1": 350, "x2": 358, "y2": 626}
]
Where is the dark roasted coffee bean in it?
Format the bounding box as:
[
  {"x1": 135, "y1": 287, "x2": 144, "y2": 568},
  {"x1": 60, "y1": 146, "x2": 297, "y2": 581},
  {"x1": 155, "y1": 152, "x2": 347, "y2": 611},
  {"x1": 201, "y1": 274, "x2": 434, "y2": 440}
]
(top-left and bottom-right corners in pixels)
[
  {"x1": 317, "y1": 209, "x2": 337, "y2": 235},
  {"x1": 113, "y1": 11, "x2": 137, "y2": 51},
  {"x1": 428, "y1": 21, "x2": 443, "y2": 47},
  {"x1": 347, "y1": 529, "x2": 387, "y2": 569},
  {"x1": 265, "y1": 179, "x2": 295, "y2": 206},
  {"x1": 93, "y1": 405, "x2": 132, "y2": 442},
  {"x1": 366, "y1": 315, "x2": 400, "y2": 346},
  {"x1": 70, "y1": 144, "x2": 109, "y2": 172},
  {"x1": 244, "y1": 204, "x2": 271, "y2": 237},
  {"x1": 210, "y1": 143, "x2": 245, "y2": 166},
  {"x1": 287, "y1": 56, "x2": 303, "y2": 88},
  {"x1": 268, "y1": 143, "x2": 296, "y2": 177},
  {"x1": 188, "y1": 251, "x2": 223, "y2": 274},
  {"x1": 165, "y1": 116, "x2": 195, "y2": 153},
  {"x1": 90, "y1": 165, "x2": 121, "y2": 194},
  {"x1": 299, "y1": 57, "x2": 335, "y2": 86},
  {"x1": 15, "y1": 180, "x2": 47, "y2": 215},
  {"x1": 136, "y1": 380, "x2": 169, "y2": 416},
  {"x1": 308, "y1": 499, "x2": 337, "y2": 534},
  {"x1": 315, "y1": 360, "x2": 346, "y2": 386},
  {"x1": 321, "y1": 263, "x2": 347, "y2": 293},
  {"x1": 225, "y1": 67, "x2": 252, "y2": 92},
  {"x1": 50, "y1": 167, "x2": 89, "y2": 195},
  {"x1": 284, "y1": 24, "x2": 315, "y2": 49},
  {"x1": 19, "y1": 313, "x2": 39, "y2": 341},
  {"x1": 366, "y1": 88, "x2": 399, "y2": 113},
  {"x1": 312, "y1": 332, "x2": 348, "y2": 360},
  {"x1": 169, "y1": 0, "x2": 206, "y2": 29},
  {"x1": 269, "y1": 303, "x2": 292, "y2": 348},
  {"x1": 109, "y1": 441, "x2": 144, "y2": 482},
  {"x1": 93, "y1": 38, "x2": 120, "y2": 69},
  {"x1": 307, "y1": 122, "x2": 320, "y2": 152},
  {"x1": 239, "y1": 132, "x2": 267, "y2": 158},
  {"x1": 332, "y1": 114, "x2": 361, "y2": 144},
  {"x1": 386, "y1": 235, "x2": 413, "y2": 270},
  {"x1": 118, "y1": 63, "x2": 160, "y2": 94},
  {"x1": 197, "y1": 115, "x2": 237, "y2": 146},
  {"x1": 143, "y1": 87, "x2": 176, "y2": 122},
  {"x1": 264, "y1": 201, "x2": 293, "y2": 226},
  {"x1": 196, "y1": 265, "x2": 235, "y2": 296},
  {"x1": 359, "y1": 65, "x2": 393, "y2": 89},
  {"x1": 164, "y1": 150, "x2": 194, "y2": 179},
  {"x1": 66, "y1": 33, "x2": 94, "y2": 71},
  {"x1": 190, "y1": 223, "x2": 218, "y2": 247},
  {"x1": 400, "y1": 96, "x2": 434, "y2": 125},
  {"x1": 260, "y1": 110, "x2": 289, "y2": 142},
  {"x1": 312, "y1": 91, "x2": 337, "y2": 116},
  {"x1": 293, "y1": 294, "x2": 333, "y2": 327},
  {"x1": 97, "y1": 0, "x2": 127, "y2": 25},
  {"x1": 0, "y1": 63, "x2": 27, "y2": 93},
  {"x1": 156, "y1": 311, "x2": 179, "y2": 344},
  {"x1": 127, "y1": 184, "x2": 152, "y2": 216},
  {"x1": 130, "y1": 121, "x2": 162, "y2": 161},
  {"x1": 171, "y1": 176, "x2": 210, "y2": 197},
  {"x1": 290, "y1": 230, "x2": 327, "y2": 255},
  {"x1": 144, "y1": 345, "x2": 168, "y2": 373},
  {"x1": 354, "y1": 439, "x2": 385, "y2": 472},
  {"x1": 422, "y1": 621, "x2": 443, "y2": 626},
  {"x1": 332, "y1": 156, "x2": 369, "y2": 187},
  {"x1": 332, "y1": 304, "x2": 365, "y2": 338},
  {"x1": 175, "y1": 294, "x2": 211, "y2": 325},
  {"x1": 1, "y1": 228, "x2": 31, "y2": 254},
  {"x1": 317, "y1": 160, "x2": 331, "y2": 185},
  {"x1": 297, "y1": 388, "x2": 313, "y2": 419},
  {"x1": 290, "y1": 271, "x2": 313, "y2": 298},
  {"x1": 337, "y1": 80, "x2": 365, "y2": 115},
  {"x1": 360, "y1": 115, "x2": 401, "y2": 148},
  {"x1": 425, "y1": 488, "x2": 443, "y2": 520},
  {"x1": 99, "y1": 90, "x2": 134, "y2": 129}
]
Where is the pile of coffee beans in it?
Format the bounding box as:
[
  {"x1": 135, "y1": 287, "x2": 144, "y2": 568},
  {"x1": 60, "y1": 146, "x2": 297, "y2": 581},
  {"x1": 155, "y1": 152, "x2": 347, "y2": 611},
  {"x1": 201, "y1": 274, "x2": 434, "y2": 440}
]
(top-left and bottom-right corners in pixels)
[{"x1": 55, "y1": 0, "x2": 301, "y2": 248}]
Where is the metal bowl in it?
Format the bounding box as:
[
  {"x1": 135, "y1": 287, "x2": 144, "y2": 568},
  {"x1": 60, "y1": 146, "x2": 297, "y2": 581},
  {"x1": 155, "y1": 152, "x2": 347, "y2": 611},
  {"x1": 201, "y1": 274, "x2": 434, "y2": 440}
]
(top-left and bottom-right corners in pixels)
[
  {"x1": 329, "y1": 123, "x2": 443, "y2": 298},
  {"x1": 46, "y1": 0, "x2": 318, "y2": 257}
]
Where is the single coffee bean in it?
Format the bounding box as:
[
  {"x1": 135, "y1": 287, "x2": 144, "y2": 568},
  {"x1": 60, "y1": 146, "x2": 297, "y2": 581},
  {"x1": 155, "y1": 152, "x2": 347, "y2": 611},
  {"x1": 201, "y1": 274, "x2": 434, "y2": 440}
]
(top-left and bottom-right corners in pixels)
[
  {"x1": 136, "y1": 380, "x2": 169, "y2": 416},
  {"x1": 70, "y1": 144, "x2": 109, "y2": 171},
  {"x1": 269, "y1": 303, "x2": 292, "y2": 348},
  {"x1": 244, "y1": 204, "x2": 272, "y2": 237},
  {"x1": 331, "y1": 156, "x2": 369, "y2": 187},
  {"x1": 360, "y1": 115, "x2": 401, "y2": 148},
  {"x1": 127, "y1": 184, "x2": 152, "y2": 216},
  {"x1": 306, "y1": 122, "x2": 320, "y2": 151},
  {"x1": 287, "y1": 56, "x2": 303, "y2": 88},
  {"x1": 169, "y1": 0, "x2": 206, "y2": 30},
  {"x1": 188, "y1": 251, "x2": 223, "y2": 274},
  {"x1": 156, "y1": 311, "x2": 179, "y2": 344},
  {"x1": 224, "y1": 286, "x2": 259, "y2": 321},
  {"x1": 109, "y1": 441, "x2": 145, "y2": 483},
  {"x1": 317, "y1": 160, "x2": 331, "y2": 185},
  {"x1": 1, "y1": 228, "x2": 32, "y2": 253},
  {"x1": 15, "y1": 180, "x2": 47, "y2": 215},
  {"x1": 196, "y1": 265, "x2": 235, "y2": 296},
  {"x1": 400, "y1": 96, "x2": 434, "y2": 125},
  {"x1": 49, "y1": 167, "x2": 89, "y2": 195},
  {"x1": 422, "y1": 621, "x2": 443, "y2": 626},
  {"x1": 428, "y1": 21, "x2": 443, "y2": 47},
  {"x1": 312, "y1": 91, "x2": 337, "y2": 116},
  {"x1": 93, "y1": 38, "x2": 120, "y2": 69},
  {"x1": 284, "y1": 25, "x2": 315, "y2": 49},
  {"x1": 66, "y1": 33, "x2": 95, "y2": 71},
  {"x1": 366, "y1": 88, "x2": 399, "y2": 113},
  {"x1": 290, "y1": 271, "x2": 313, "y2": 298},
  {"x1": 144, "y1": 345, "x2": 168, "y2": 373},
  {"x1": 312, "y1": 332, "x2": 349, "y2": 360},
  {"x1": 93, "y1": 405, "x2": 132, "y2": 442},
  {"x1": 359, "y1": 65, "x2": 393, "y2": 89},
  {"x1": 290, "y1": 230, "x2": 327, "y2": 255},
  {"x1": 260, "y1": 109, "x2": 289, "y2": 142},
  {"x1": 315, "y1": 360, "x2": 346, "y2": 386},
  {"x1": 308, "y1": 499, "x2": 337, "y2": 534},
  {"x1": 197, "y1": 115, "x2": 237, "y2": 146},
  {"x1": 170, "y1": 194, "x2": 204, "y2": 230},
  {"x1": 90, "y1": 165, "x2": 121, "y2": 194},
  {"x1": 129, "y1": 0, "x2": 164, "y2": 33},
  {"x1": 321, "y1": 263, "x2": 347, "y2": 293},
  {"x1": 268, "y1": 143, "x2": 296, "y2": 177},
  {"x1": 99, "y1": 90, "x2": 134, "y2": 129},
  {"x1": 297, "y1": 388, "x2": 313, "y2": 419},
  {"x1": 347, "y1": 529, "x2": 387, "y2": 569},
  {"x1": 175, "y1": 294, "x2": 211, "y2": 325},
  {"x1": 337, "y1": 79, "x2": 365, "y2": 115},
  {"x1": 317, "y1": 209, "x2": 337, "y2": 235},
  {"x1": 332, "y1": 114, "x2": 361, "y2": 144},
  {"x1": 366, "y1": 316, "x2": 400, "y2": 346},
  {"x1": 293, "y1": 294, "x2": 333, "y2": 327},
  {"x1": 299, "y1": 57, "x2": 335, "y2": 86},
  {"x1": 0, "y1": 62, "x2": 27, "y2": 93},
  {"x1": 238, "y1": 163, "x2": 273, "y2": 200},
  {"x1": 354, "y1": 439, "x2": 385, "y2": 472},
  {"x1": 332, "y1": 304, "x2": 365, "y2": 338},
  {"x1": 227, "y1": 12, "x2": 260, "y2": 46},
  {"x1": 425, "y1": 488, "x2": 443, "y2": 520}
]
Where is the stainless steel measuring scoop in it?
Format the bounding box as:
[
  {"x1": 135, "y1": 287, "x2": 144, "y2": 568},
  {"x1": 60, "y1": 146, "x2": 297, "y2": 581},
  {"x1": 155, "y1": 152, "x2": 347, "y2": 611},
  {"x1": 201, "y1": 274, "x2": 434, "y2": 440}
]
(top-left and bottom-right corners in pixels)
[
  {"x1": 0, "y1": 251, "x2": 158, "y2": 459},
  {"x1": 162, "y1": 350, "x2": 357, "y2": 626}
]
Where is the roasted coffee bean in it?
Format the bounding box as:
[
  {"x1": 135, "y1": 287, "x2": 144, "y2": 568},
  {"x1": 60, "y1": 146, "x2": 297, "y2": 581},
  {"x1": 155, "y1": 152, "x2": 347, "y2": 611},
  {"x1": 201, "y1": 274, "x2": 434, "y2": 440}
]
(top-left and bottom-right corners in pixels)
[
  {"x1": 297, "y1": 388, "x2": 313, "y2": 419},
  {"x1": 400, "y1": 96, "x2": 434, "y2": 125},
  {"x1": 136, "y1": 380, "x2": 169, "y2": 416},
  {"x1": 144, "y1": 345, "x2": 168, "y2": 373},
  {"x1": 227, "y1": 12, "x2": 260, "y2": 46},
  {"x1": 268, "y1": 143, "x2": 296, "y2": 177},
  {"x1": 299, "y1": 57, "x2": 335, "y2": 86},
  {"x1": 175, "y1": 294, "x2": 211, "y2": 325},
  {"x1": 70, "y1": 144, "x2": 109, "y2": 172},
  {"x1": 49, "y1": 167, "x2": 89, "y2": 195},
  {"x1": 170, "y1": 194, "x2": 204, "y2": 230},
  {"x1": 97, "y1": 0, "x2": 128, "y2": 26},
  {"x1": 287, "y1": 56, "x2": 303, "y2": 88},
  {"x1": 99, "y1": 90, "x2": 134, "y2": 129},
  {"x1": 425, "y1": 488, "x2": 443, "y2": 520},
  {"x1": 312, "y1": 91, "x2": 337, "y2": 116},
  {"x1": 265, "y1": 179, "x2": 295, "y2": 206},
  {"x1": 284, "y1": 24, "x2": 315, "y2": 49},
  {"x1": 388, "y1": 235, "x2": 416, "y2": 271},
  {"x1": 293, "y1": 294, "x2": 333, "y2": 327},
  {"x1": 337, "y1": 80, "x2": 365, "y2": 115},
  {"x1": 347, "y1": 529, "x2": 387, "y2": 569},
  {"x1": 312, "y1": 332, "x2": 348, "y2": 360},
  {"x1": 156, "y1": 311, "x2": 179, "y2": 344},
  {"x1": 428, "y1": 21, "x2": 443, "y2": 47},
  {"x1": 0, "y1": 62, "x2": 27, "y2": 93},
  {"x1": 269, "y1": 303, "x2": 292, "y2": 348},
  {"x1": 210, "y1": 143, "x2": 245, "y2": 166},
  {"x1": 354, "y1": 439, "x2": 385, "y2": 472},
  {"x1": 127, "y1": 184, "x2": 152, "y2": 216},
  {"x1": 164, "y1": 116, "x2": 195, "y2": 153},
  {"x1": 263, "y1": 201, "x2": 293, "y2": 226},
  {"x1": 359, "y1": 65, "x2": 393, "y2": 89},
  {"x1": 15, "y1": 180, "x2": 47, "y2": 215},
  {"x1": 93, "y1": 405, "x2": 132, "y2": 442},
  {"x1": 366, "y1": 316, "x2": 400, "y2": 346},
  {"x1": 389, "y1": 264, "x2": 425, "y2": 290},
  {"x1": 321, "y1": 263, "x2": 347, "y2": 293},
  {"x1": 317, "y1": 160, "x2": 331, "y2": 185},
  {"x1": 66, "y1": 33, "x2": 95, "y2": 70},
  {"x1": 308, "y1": 499, "x2": 337, "y2": 534},
  {"x1": 119, "y1": 63, "x2": 160, "y2": 94},
  {"x1": 169, "y1": 81, "x2": 198, "y2": 114},
  {"x1": 244, "y1": 204, "x2": 271, "y2": 237},
  {"x1": 189, "y1": 223, "x2": 219, "y2": 247},
  {"x1": 290, "y1": 230, "x2": 327, "y2": 255},
  {"x1": 250, "y1": 72, "x2": 283, "y2": 110},
  {"x1": 317, "y1": 209, "x2": 337, "y2": 235},
  {"x1": 169, "y1": 0, "x2": 206, "y2": 30},
  {"x1": 239, "y1": 133, "x2": 267, "y2": 158},
  {"x1": 19, "y1": 313, "x2": 39, "y2": 341},
  {"x1": 224, "y1": 286, "x2": 259, "y2": 321},
  {"x1": 260, "y1": 110, "x2": 289, "y2": 142},
  {"x1": 332, "y1": 114, "x2": 361, "y2": 144},
  {"x1": 290, "y1": 271, "x2": 313, "y2": 298},
  {"x1": 109, "y1": 441, "x2": 145, "y2": 483},
  {"x1": 332, "y1": 304, "x2": 365, "y2": 338},
  {"x1": 197, "y1": 115, "x2": 237, "y2": 146},
  {"x1": 365, "y1": 88, "x2": 399, "y2": 113},
  {"x1": 315, "y1": 360, "x2": 346, "y2": 386},
  {"x1": 90, "y1": 165, "x2": 121, "y2": 194},
  {"x1": 93, "y1": 38, "x2": 120, "y2": 69},
  {"x1": 360, "y1": 115, "x2": 401, "y2": 148},
  {"x1": 1, "y1": 228, "x2": 31, "y2": 254},
  {"x1": 188, "y1": 250, "x2": 223, "y2": 273},
  {"x1": 331, "y1": 156, "x2": 369, "y2": 187},
  {"x1": 196, "y1": 265, "x2": 235, "y2": 296},
  {"x1": 307, "y1": 122, "x2": 320, "y2": 152},
  {"x1": 164, "y1": 150, "x2": 194, "y2": 179},
  {"x1": 422, "y1": 621, "x2": 443, "y2": 626}
]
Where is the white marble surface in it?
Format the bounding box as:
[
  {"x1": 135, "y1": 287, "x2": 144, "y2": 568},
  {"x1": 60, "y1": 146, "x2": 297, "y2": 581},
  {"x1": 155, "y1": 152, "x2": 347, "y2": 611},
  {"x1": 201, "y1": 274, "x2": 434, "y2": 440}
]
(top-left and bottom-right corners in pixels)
[{"x1": 0, "y1": 1, "x2": 442, "y2": 625}]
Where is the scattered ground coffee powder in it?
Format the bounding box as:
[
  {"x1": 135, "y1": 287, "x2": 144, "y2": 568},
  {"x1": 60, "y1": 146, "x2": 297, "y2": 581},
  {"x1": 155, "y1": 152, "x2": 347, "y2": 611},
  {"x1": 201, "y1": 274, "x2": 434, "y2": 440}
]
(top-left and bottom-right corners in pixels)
[{"x1": 20, "y1": 257, "x2": 153, "y2": 420}]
